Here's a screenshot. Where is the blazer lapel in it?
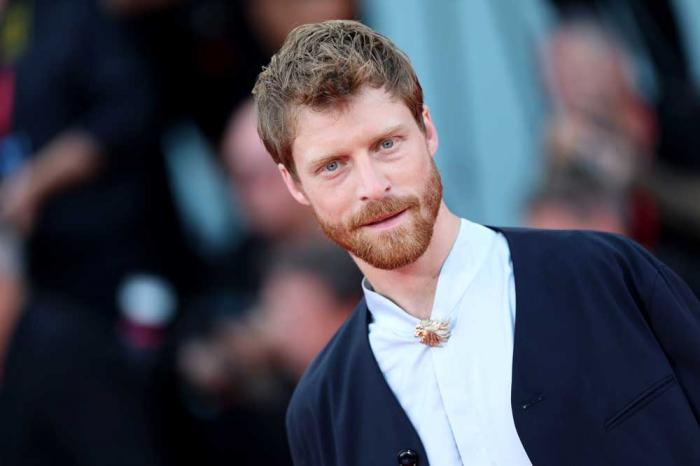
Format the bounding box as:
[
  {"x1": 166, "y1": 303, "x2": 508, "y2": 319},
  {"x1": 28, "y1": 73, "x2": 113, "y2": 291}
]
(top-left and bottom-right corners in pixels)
[{"x1": 340, "y1": 301, "x2": 430, "y2": 465}]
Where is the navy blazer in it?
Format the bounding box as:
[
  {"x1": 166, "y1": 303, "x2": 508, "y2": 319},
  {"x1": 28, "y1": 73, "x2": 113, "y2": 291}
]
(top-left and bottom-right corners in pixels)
[{"x1": 286, "y1": 228, "x2": 700, "y2": 466}]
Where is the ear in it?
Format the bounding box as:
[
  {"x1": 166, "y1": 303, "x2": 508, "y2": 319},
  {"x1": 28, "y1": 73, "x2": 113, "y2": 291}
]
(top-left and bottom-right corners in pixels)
[
  {"x1": 278, "y1": 164, "x2": 311, "y2": 206},
  {"x1": 422, "y1": 105, "x2": 439, "y2": 157}
]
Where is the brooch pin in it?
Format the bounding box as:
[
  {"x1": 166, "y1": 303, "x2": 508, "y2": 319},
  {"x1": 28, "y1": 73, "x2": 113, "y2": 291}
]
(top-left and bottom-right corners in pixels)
[{"x1": 414, "y1": 319, "x2": 450, "y2": 347}]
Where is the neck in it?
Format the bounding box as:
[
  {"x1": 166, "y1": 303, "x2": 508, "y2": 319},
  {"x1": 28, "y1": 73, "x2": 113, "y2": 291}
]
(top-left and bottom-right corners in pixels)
[{"x1": 354, "y1": 203, "x2": 461, "y2": 320}]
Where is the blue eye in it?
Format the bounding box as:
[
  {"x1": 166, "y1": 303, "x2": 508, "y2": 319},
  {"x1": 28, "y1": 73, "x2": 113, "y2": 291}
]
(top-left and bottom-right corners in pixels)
[
  {"x1": 380, "y1": 139, "x2": 395, "y2": 150},
  {"x1": 325, "y1": 160, "x2": 339, "y2": 172}
]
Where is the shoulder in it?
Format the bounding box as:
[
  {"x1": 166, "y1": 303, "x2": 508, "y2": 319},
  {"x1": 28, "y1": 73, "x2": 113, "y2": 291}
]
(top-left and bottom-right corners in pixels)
[
  {"x1": 491, "y1": 227, "x2": 665, "y2": 297},
  {"x1": 495, "y1": 226, "x2": 657, "y2": 268}
]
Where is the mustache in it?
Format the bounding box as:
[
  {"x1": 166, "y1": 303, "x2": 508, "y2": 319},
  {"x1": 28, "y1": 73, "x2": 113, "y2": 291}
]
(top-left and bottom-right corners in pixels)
[{"x1": 348, "y1": 196, "x2": 420, "y2": 229}]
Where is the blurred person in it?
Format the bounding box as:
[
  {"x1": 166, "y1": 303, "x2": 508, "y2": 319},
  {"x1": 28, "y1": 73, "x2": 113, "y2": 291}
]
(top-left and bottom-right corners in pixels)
[
  {"x1": 547, "y1": 0, "x2": 700, "y2": 167},
  {"x1": 0, "y1": 0, "x2": 185, "y2": 464},
  {"x1": 102, "y1": 0, "x2": 358, "y2": 289},
  {"x1": 254, "y1": 20, "x2": 700, "y2": 465},
  {"x1": 178, "y1": 243, "x2": 360, "y2": 400},
  {"x1": 100, "y1": 1, "x2": 273, "y2": 303},
  {"x1": 173, "y1": 242, "x2": 359, "y2": 466},
  {"x1": 196, "y1": 98, "x2": 323, "y2": 299},
  {"x1": 547, "y1": 0, "x2": 700, "y2": 295},
  {"x1": 155, "y1": 99, "x2": 330, "y2": 465},
  {"x1": 524, "y1": 177, "x2": 628, "y2": 235},
  {"x1": 0, "y1": 290, "x2": 165, "y2": 466},
  {"x1": 541, "y1": 18, "x2": 660, "y2": 248},
  {"x1": 543, "y1": 19, "x2": 655, "y2": 192},
  {"x1": 233, "y1": 243, "x2": 361, "y2": 382},
  {"x1": 104, "y1": 0, "x2": 268, "y2": 144},
  {"x1": 222, "y1": 99, "x2": 317, "y2": 242},
  {"x1": 1, "y1": 0, "x2": 183, "y2": 316}
]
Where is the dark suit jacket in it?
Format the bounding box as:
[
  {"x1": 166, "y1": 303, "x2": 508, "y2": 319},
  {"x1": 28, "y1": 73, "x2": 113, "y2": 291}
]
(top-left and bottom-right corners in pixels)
[{"x1": 286, "y1": 228, "x2": 700, "y2": 466}]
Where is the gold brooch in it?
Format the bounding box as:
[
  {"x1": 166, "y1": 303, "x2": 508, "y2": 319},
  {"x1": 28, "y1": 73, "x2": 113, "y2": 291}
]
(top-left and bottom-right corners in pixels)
[{"x1": 414, "y1": 319, "x2": 450, "y2": 347}]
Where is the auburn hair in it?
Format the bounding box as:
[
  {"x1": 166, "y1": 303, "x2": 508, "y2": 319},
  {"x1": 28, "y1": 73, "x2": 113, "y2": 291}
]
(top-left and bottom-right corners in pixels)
[{"x1": 252, "y1": 20, "x2": 424, "y2": 178}]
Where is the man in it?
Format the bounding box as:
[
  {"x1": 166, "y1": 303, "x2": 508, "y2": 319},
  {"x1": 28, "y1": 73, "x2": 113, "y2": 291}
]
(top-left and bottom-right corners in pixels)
[
  {"x1": 258, "y1": 243, "x2": 362, "y2": 380},
  {"x1": 252, "y1": 20, "x2": 700, "y2": 466},
  {"x1": 222, "y1": 99, "x2": 318, "y2": 243},
  {"x1": 0, "y1": 1, "x2": 177, "y2": 465}
]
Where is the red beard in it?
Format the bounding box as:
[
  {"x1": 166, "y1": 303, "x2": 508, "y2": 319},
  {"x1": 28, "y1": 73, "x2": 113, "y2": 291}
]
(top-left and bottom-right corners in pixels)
[{"x1": 315, "y1": 158, "x2": 442, "y2": 270}]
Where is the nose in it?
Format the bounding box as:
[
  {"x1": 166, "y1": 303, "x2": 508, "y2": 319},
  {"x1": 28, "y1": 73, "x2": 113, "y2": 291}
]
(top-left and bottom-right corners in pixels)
[{"x1": 356, "y1": 157, "x2": 390, "y2": 201}]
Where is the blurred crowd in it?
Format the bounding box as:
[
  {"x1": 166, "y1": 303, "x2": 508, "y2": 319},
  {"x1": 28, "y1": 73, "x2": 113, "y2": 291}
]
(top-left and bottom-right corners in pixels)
[{"x1": 0, "y1": 0, "x2": 698, "y2": 465}]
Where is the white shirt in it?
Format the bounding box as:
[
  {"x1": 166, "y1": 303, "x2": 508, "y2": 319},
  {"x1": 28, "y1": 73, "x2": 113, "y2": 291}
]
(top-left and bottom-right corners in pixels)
[{"x1": 364, "y1": 219, "x2": 532, "y2": 466}]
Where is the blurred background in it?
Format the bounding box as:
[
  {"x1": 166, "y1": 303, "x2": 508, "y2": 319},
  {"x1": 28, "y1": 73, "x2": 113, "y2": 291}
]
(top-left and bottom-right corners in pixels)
[{"x1": 0, "y1": 0, "x2": 699, "y2": 464}]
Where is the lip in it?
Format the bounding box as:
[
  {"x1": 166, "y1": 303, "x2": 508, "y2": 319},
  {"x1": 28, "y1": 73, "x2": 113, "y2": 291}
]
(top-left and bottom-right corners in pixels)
[{"x1": 362, "y1": 209, "x2": 407, "y2": 230}]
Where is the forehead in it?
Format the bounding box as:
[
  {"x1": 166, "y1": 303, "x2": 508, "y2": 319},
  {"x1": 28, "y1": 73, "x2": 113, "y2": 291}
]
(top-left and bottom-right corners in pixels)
[{"x1": 291, "y1": 86, "x2": 415, "y2": 163}]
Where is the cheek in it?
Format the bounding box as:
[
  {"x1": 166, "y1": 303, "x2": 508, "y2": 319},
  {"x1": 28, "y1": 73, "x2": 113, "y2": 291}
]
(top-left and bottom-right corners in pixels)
[
  {"x1": 308, "y1": 186, "x2": 355, "y2": 222},
  {"x1": 395, "y1": 151, "x2": 433, "y2": 190}
]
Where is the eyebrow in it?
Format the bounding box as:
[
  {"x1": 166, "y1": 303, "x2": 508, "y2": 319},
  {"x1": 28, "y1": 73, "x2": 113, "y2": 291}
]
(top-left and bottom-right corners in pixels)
[
  {"x1": 371, "y1": 124, "x2": 404, "y2": 146},
  {"x1": 306, "y1": 123, "x2": 406, "y2": 171}
]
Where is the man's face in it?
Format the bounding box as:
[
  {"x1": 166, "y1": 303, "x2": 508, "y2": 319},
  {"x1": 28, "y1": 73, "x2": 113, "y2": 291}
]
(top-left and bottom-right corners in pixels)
[{"x1": 280, "y1": 86, "x2": 442, "y2": 270}]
